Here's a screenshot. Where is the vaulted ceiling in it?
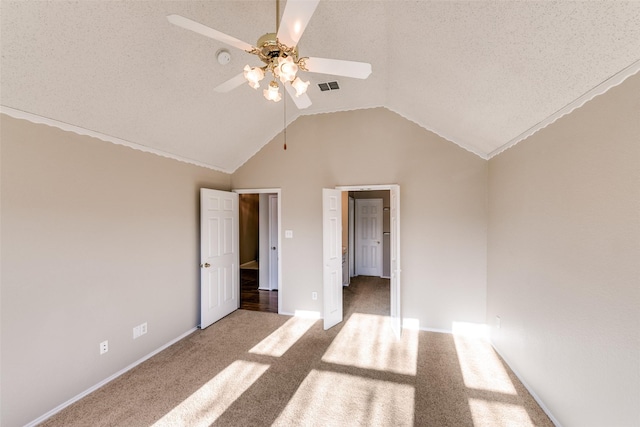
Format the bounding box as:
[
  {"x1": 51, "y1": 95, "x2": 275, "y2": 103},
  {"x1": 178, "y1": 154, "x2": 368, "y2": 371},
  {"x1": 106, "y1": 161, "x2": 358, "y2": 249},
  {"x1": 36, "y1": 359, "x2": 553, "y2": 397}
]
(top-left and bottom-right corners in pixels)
[{"x1": 2, "y1": 1, "x2": 639, "y2": 173}]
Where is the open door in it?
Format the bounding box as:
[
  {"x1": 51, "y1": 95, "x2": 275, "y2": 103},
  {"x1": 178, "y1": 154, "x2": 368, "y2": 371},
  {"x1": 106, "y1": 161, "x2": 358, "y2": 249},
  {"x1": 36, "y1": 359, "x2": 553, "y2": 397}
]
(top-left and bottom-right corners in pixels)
[
  {"x1": 200, "y1": 188, "x2": 239, "y2": 329},
  {"x1": 323, "y1": 188, "x2": 343, "y2": 330},
  {"x1": 389, "y1": 185, "x2": 402, "y2": 336}
]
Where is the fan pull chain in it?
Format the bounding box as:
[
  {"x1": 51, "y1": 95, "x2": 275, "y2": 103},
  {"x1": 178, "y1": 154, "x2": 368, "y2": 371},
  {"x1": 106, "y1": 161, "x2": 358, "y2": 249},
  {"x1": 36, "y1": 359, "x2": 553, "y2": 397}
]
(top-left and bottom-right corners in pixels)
[{"x1": 283, "y1": 88, "x2": 287, "y2": 150}]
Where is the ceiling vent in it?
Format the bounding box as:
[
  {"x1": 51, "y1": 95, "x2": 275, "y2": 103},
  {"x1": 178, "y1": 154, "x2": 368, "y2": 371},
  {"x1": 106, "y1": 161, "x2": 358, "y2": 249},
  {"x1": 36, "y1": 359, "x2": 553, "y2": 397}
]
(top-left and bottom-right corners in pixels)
[{"x1": 318, "y1": 81, "x2": 340, "y2": 92}]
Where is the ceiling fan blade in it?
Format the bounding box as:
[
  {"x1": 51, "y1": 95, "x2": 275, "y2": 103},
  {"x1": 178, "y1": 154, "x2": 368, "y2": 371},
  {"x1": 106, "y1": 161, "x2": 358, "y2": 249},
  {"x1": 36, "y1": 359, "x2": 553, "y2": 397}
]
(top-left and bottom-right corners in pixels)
[
  {"x1": 303, "y1": 57, "x2": 372, "y2": 79},
  {"x1": 276, "y1": 0, "x2": 320, "y2": 47},
  {"x1": 214, "y1": 73, "x2": 247, "y2": 93},
  {"x1": 167, "y1": 14, "x2": 256, "y2": 52},
  {"x1": 284, "y1": 83, "x2": 312, "y2": 109}
]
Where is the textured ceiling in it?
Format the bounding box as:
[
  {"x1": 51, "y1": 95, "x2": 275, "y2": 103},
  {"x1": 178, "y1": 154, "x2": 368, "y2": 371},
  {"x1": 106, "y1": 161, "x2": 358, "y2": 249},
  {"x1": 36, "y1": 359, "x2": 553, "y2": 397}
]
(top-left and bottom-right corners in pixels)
[{"x1": 2, "y1": 1, "x2": 639, "y2": 172}]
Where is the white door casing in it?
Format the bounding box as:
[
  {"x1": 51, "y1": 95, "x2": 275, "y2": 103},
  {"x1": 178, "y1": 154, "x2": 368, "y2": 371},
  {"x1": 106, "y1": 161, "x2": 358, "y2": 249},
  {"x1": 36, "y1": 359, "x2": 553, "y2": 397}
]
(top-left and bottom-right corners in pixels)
[
  {"x1": 348, "y1": 196, "x2": 355, "y2": 278},
  {"x1": 390, "y1": 185, "x2": 402, "y2": 337},
  {"x1": 355, "y1": 198, "x2": 383, "y2": 277},
  {"x1": 269, "y1": 195, "x2": 279, "y2": 291},
  {"x1": 323, "y1": 189, "x2": 343, "y2": 330},
  {"x1": 200, "y1": 188, "x2": 239, "y2": 329}
]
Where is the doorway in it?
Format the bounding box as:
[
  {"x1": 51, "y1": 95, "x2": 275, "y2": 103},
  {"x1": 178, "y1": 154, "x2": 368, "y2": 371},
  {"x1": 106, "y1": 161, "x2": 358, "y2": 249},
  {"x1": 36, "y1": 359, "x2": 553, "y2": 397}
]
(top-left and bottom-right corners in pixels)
[
  {"x1": 324, "y1": 184, "x2": 401, "y2": 335},
  {"x1": 237, "y1": 190, "x2": 281, "y2": 313}
]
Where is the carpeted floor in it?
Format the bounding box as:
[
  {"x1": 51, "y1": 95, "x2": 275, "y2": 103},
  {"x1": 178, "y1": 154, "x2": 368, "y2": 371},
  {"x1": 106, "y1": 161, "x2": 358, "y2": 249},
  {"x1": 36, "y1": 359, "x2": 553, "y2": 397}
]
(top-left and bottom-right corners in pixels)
[{"x1": 40, "y1": 276, "x2": 554, "y2": 426}]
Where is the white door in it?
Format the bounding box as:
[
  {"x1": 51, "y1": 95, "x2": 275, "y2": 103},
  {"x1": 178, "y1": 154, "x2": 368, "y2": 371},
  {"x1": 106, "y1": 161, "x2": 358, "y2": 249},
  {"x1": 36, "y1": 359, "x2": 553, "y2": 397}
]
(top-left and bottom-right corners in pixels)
[
  {"x1": 355, "y1": 199, "x2": 383, "y2": 277},
  {"x1": 323, "y1": 189, "x2": 343, "y2": 330},
  {"x1": 390, "y1": 185, "x2": 402, "y2": 337},
  {"x1": 200, "y1": 188, "x2": 239, "y2": 329},
  {"x1": 268, "y1": 195, "x2": 279, "y2": 291}
]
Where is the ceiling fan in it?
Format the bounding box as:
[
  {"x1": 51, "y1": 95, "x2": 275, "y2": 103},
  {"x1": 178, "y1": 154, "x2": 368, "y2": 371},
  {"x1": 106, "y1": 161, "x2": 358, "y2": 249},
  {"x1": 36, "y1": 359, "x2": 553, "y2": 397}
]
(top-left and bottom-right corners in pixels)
[{"x1": 167, "y1": 0, "x2": 372, "y2": 110}]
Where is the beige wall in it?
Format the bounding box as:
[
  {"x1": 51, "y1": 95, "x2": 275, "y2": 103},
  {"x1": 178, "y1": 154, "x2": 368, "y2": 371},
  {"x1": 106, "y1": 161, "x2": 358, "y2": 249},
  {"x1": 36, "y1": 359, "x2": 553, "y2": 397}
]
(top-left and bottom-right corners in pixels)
[
  {"x1": 232, "y1": 108, "x2": 488, "y2": 329},
  {"x1": 0, "y1": 115, "x2": 231, "y2": 426},
  {"x1": 488, "y1": 73, "x2": 640, "y2": 427}
]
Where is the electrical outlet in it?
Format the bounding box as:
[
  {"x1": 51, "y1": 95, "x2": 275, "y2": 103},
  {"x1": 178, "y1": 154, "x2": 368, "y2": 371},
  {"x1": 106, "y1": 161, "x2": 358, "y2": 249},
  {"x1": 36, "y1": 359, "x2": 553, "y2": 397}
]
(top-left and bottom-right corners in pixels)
[
  {"x1": 100, "y1": 340, "x2": 108, "y2": 355},
  {"x1": 133, "y1": 325, "x2": 140, "y2": 339},
  {"x1": 312, "y1": 292, "x2": 318, "y2": 300},
  {"x1": 140, "y1": 322, "x2": 147, "y2": 335}
]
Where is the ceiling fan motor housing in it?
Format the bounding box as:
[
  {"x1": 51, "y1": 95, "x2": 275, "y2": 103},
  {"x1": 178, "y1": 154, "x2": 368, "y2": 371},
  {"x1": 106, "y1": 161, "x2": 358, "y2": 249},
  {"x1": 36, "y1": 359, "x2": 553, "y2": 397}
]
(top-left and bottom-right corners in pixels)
[{"x1": 255, "y1": 33, "x2": 299, "y2": 63}]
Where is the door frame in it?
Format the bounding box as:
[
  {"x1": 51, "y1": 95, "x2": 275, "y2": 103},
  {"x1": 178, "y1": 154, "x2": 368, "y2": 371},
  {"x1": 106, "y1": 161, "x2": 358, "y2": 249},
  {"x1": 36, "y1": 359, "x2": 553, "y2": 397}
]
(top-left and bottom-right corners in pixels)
[
  {"x1": 348, "y1": 196, "x2": 355, "y2": 278},
  {"x1": 234, "y1": 188, "x2": 282, "y2": 314},
  {"x1": 336, "y1": 184, "x2": 401, "y2": 335},
  {"x1": 268, "y1": 194, "x2": 279, "y2": 291}
]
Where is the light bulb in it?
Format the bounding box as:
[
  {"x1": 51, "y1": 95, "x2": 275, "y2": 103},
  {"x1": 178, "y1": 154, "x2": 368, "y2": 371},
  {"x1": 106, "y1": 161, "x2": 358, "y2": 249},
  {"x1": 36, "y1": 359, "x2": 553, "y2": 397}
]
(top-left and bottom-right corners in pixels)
[
  {"x1": 263, "y1": 81, "x2": 282, "y2": 102},
  {"x1": 243, "y1": 65, "x2": 264, "y2": 89},
  {"x1": 277, "y1": 56, "x2": 298, "y2": 83},
  {"x1": 291, "y1": 77, "x2": 310, "y2": 97}
]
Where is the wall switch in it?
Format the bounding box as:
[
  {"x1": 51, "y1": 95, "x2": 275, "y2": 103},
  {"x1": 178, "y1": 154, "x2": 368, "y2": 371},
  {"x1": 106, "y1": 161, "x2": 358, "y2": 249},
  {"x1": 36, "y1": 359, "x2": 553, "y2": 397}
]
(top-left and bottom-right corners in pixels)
[
  {"x1": 100, "y1": 340, "x2": 108, "y2": 355},
  {"x1": 312, "y1": 292, "x2": 318, "y2": 300},
  {"x1": 496, "y1": 316, "x2": 501, "y2": 329},
  {"x1": 134, "y1": 322, "x2": 148, "y2": 339},
  {"x1": 285, "y1": 230, "x2": 293, "y2": 239}
]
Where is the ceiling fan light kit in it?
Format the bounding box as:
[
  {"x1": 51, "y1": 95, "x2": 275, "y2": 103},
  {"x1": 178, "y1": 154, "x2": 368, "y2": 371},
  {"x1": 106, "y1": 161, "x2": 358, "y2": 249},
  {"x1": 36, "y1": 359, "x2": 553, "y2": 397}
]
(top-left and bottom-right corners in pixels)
[
  {"x1": 167, "y1": 0, "x2": 372, "y2": 110},
  {"x1": 242, "y1": 34, "x2": 311, "y2": 102}
]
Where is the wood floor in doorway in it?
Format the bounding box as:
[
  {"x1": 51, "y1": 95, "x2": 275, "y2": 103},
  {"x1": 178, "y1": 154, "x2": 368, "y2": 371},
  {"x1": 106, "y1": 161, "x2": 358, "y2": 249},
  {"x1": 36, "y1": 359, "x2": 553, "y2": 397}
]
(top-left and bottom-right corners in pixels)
[{"x1": 240, "y1": 269, "x2": 278, "y2": 313}]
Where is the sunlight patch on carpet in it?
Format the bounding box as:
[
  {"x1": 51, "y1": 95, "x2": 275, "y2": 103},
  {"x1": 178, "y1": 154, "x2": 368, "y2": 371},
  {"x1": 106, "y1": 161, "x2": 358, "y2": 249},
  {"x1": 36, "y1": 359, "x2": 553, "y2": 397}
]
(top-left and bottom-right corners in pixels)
[
  {"x1": 249, "y1": 315, "x2": 317, "y2": 357},
  {"x1": 468, "y1": 398, "x2": 534, "y2": 427},
  {"x1": 152, "y1": 360, "x2": 269, "y2": 427},
  {"x1": 321, "y1": 313, "x2": 418, "y2": 375},
  {"x1": 453, "y1": 334, "x2": 517, "y2": 395},
  {"x1": 272, "y1": 369, "x2": 414, "y2": 427}
]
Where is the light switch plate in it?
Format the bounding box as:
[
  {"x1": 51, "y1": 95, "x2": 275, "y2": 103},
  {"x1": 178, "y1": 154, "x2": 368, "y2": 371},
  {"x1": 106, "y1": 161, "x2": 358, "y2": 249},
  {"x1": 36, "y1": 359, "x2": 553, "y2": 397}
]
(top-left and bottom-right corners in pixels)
[{"x1": 285, "y1": 230, "x2": 293, "y2": 238}]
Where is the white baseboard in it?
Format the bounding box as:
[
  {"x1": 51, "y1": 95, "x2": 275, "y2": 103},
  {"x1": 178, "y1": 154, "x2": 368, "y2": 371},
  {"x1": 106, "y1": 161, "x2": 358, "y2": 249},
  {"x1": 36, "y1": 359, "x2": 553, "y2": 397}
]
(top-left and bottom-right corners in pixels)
[
  {"x1": 25, "y1": 327, "x2": 198, "y2": 427},
  {"x1": 490, "y1": 341, "x2": 562, "y2": 427}
]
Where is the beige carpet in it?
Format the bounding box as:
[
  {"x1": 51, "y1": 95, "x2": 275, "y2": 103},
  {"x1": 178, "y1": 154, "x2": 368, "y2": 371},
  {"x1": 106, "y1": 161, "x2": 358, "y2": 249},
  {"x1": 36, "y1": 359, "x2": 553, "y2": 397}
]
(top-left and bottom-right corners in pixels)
[{"x1": 40, "y1": 276, "x2": 554, "y2": 426}]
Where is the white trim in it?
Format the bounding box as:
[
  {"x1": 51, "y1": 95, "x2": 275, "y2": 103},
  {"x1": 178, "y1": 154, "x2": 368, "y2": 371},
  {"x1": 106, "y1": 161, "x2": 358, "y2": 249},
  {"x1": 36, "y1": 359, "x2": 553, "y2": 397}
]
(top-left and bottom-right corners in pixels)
[
  {"x1": 0, "y1": 106, "x2": 231, "y2": 174},
  {"x1": 490, "y1": 341, "x2": 563, "y2": 427},
  {"x1": 336, "y1": 184, "x2": 398, "y2": 192},
  {"x1": 25, "y1": 327, "x2": 198, "y2": 427},
  {"x1": 489, "y1": 59, "x2": 640, "y2": 159},
  {"x1": 233, "y1": 188, "x2": 281, "y2": 194},
  {"x1": 233, "y1": 188, "x2": 282, "y2": 314}
]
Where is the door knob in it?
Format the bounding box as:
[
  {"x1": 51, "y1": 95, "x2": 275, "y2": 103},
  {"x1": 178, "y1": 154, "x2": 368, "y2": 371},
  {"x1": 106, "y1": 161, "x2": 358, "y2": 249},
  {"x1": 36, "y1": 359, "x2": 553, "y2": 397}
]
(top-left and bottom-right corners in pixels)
[
  {"x1": 200, "y1": 262, "x2": 211, "y2": 268},
  {"x1": 271, "y1": 247, "x2": 276, "y2": 250}
]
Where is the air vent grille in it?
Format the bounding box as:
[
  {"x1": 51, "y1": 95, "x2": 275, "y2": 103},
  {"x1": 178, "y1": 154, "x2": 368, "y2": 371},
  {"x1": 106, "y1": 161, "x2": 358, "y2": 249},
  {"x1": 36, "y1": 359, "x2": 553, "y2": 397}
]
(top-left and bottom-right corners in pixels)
[{"x1": 318, "y1": 81, "x2": 340, "y2": 92}]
